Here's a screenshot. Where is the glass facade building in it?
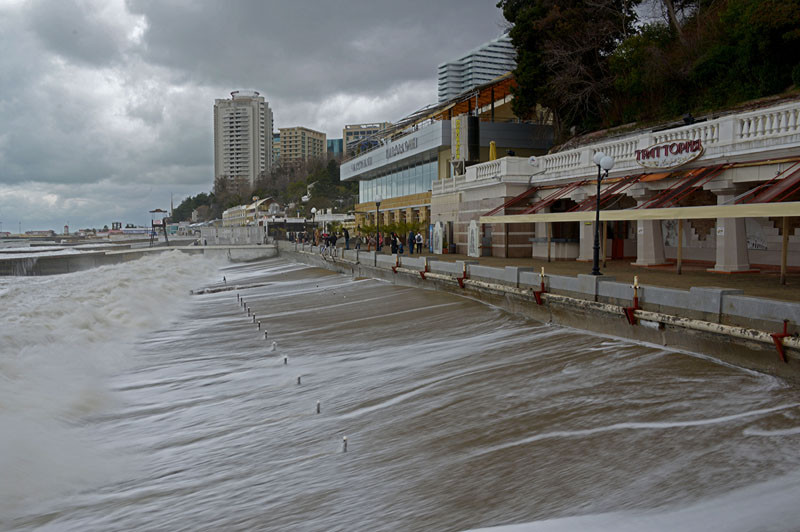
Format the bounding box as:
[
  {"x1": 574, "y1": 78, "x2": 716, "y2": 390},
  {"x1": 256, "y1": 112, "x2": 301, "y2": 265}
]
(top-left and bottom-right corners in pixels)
[{"x1": 358, "y1": 154, "x2": 438, "y2": 203}]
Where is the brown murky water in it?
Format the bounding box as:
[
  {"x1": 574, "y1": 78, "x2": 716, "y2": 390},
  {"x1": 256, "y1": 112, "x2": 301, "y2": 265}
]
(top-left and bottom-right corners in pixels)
[{"x1": 3, "y1": 255, "x2": 800, "y2": 531}]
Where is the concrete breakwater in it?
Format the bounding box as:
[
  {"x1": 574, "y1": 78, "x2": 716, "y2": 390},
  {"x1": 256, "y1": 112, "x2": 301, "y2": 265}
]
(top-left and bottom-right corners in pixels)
[
  {"x1": 0, "y1": 245, "x2": 278, "y2": 276},
  {"x1": 276, "y1": 241, "x2": 800, "y2": 383}
]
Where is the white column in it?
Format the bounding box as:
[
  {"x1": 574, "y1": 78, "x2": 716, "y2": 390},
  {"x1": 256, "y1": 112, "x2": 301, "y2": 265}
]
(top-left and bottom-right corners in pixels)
[
  {"x1": 573, "y1": 192, "x2": 594, "y2": 261},
  {"x1": 705, "y1": 181, "x2": 751, "y2": 272},
  {"x1": 629, "y1": 187, "x2": 667, "y2": 266},
  {"x1": 577, "y1": 221, "x2": 594, "y2": 261},
  {"x1": 532, "y1": 205, "x2": 550, "y2": 259}
]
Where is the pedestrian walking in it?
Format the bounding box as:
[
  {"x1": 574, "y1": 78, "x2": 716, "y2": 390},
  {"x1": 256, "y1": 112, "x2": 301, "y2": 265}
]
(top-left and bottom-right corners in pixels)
[
  {"x1": 415, "y1": 231, "x2": 424, "y2": 254},
  {"x1": 390, "y1": 232, "x2": 398, "y2": 254},
  {"x1": 330, "y1": 232, "x2": 339, "y2": 257},
  {"x1": 407, "y1": 231, "x2": 415, "y2": 255},
  {"x1": 344, "y1": 228, "x2": 350, "y2": 250}
]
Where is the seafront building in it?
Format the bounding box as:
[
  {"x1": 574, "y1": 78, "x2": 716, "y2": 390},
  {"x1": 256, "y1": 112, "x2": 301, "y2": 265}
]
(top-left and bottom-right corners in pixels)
[
  {"x1": 213, "y1": 90, "x2": 273, "y2": 187},
  {"x1": 342, "y1": 73, "x2": 553, "y2": 238},
  {"x1": 278, "y1": 126, "x2": 326, "y2": 165},
  {"x1": 222, "y1": 197, "x2": 277, "y2": 227},
  {"x1": 437, "y1": 34, "x2": 516, "y2": 103},
  {"x1": 465, "y1": 98, "x2": 800, "y2": 269},
  {"x1": 344, "y1": 66, "x2": 799, "y2": 269}
]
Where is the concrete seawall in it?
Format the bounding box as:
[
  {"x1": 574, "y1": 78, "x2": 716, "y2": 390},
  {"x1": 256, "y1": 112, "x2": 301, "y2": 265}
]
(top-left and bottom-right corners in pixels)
[
  {"x1": 276, "y1": 241, "x2": 800, "y2": 383},
  {"x1": 0, "y1": 245, "x2": 278, "y2": 276}
]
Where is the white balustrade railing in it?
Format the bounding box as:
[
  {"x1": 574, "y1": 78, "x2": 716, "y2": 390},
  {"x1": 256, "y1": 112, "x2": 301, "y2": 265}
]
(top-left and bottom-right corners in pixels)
[
  {"x1": 652, "y1": 122, "x2": 719, "y2": 145},
  {"x1": 448, "y1": 99, "x2": 800, "y2": 190},
  {"x1": 473, "y1": 160, "x2": 501, "y2": 180},
  {"x1": 545, "y1": 150, "x2": 582, "y2": 172},
  {"x1": 737, "y1": 105, "x2": 800, "y2": 140}
]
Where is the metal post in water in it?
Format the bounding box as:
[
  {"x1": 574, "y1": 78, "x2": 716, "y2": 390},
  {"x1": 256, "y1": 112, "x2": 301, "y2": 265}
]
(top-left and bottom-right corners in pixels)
[
  {"x1": 284, "y1": 356, "x2": 288, "y2": 365},
  {"x1": 252, "y1": 314, "x2": 256, "y2": 323},
  {"x1": 271, "y1": 341, "x2": 277, "y2": 351},
  {"x1": 316, "y1": 400, "x2": 320, "y2": 414},
  {"x1": 265, "y1": 331, "x2": 268, "y2": 340},
  {"x1": 342, "y1": 436, "x2": 347, "y2": 453},
  {"x1": 297, "y1": 376, "x2": 301, "y2": 385},
  {"x1": 257, "y1": 321, "x2": 261, "y2": 330}
]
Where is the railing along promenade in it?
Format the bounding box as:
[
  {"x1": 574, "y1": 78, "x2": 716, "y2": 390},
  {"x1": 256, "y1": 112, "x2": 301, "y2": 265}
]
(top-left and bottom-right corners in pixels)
[{"x1": 434, "y1": 99, "x2": 800, "y2": 193}]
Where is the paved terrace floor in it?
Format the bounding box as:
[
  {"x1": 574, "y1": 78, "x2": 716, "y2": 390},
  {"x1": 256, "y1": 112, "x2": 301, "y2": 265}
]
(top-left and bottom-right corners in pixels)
[{"x1": 361, "y1": 248, "x2": 800, "y2": 303}]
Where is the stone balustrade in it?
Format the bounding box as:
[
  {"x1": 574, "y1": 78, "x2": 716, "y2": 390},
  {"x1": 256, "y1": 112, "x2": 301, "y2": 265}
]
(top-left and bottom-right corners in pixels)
[{"x1": 453, "y1": 99, "x2": 800, "y2": 186}]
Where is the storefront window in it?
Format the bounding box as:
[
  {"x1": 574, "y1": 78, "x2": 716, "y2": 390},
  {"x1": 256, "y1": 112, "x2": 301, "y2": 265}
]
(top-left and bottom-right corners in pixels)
[{"x1": 358, "y1": 153, "x2": 440, "y2": 203}]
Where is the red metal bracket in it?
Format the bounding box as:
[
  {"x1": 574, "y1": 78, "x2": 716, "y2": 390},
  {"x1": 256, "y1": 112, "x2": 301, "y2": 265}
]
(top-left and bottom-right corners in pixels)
[
  {"x1": 532, "y1": 279, "x2": 546, "y2": 305},
  {"x1": 456, "y1": 264, "x2": 468, "y2": 288},
  {"x1": 624, "y1": 295, "x2": 640, "y2": 325},
  {"x1": 771, "y1": 319, "x2": 791, "y2": 363},
  {"x1": 392, "y1": 266, "x2": 397, "y2": 273},
  {"x1": 419, "y1": 262, "x2": 429, "y2": 280}
]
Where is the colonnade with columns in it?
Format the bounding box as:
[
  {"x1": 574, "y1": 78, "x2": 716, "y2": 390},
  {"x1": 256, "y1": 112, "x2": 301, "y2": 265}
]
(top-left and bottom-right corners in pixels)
[{"x1": 542, "y1": 181, "x2": 755, "y2": 273}]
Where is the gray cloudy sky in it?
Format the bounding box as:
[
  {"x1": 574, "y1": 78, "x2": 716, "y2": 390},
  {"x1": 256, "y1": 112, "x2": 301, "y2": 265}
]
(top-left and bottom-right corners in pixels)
[{"x1": 0, "y1": 0, "x2": 507, "y2": 231}]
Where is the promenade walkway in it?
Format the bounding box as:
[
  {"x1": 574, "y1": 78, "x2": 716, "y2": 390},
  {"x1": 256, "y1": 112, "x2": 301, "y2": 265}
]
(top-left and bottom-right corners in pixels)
[{"x1": 367, "y1": 248, "x2": 800, "y2": 302}]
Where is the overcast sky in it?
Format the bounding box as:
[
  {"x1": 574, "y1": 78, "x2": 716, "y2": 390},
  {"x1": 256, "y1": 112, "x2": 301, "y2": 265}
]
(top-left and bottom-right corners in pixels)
[{"x1": 0, "y1": 0, "x2": 507, "y2": 231}]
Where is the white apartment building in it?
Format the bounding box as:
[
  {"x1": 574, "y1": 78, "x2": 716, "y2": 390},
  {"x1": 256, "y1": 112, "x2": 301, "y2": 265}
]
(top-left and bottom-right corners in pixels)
[
  {"x1": 213, "y1": 90, "x2": 274, "y2": 187},
  {"x1": 437, "y1": 34, "x2": 516, "y2": 103}
]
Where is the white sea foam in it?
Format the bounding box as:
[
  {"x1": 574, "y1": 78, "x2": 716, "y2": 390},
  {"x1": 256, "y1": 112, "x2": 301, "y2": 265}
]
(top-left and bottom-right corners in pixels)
[
  {"x1": 474, "y1": 403, "x2": 800, "y2": 457},
  {"x1": 0, "y1": 251, "x2": 221, "y2": 516}
]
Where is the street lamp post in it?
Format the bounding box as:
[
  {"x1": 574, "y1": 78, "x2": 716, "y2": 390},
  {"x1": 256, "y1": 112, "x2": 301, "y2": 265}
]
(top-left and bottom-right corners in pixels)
[
  {"x1": 591, "y1": 152, "x2": 615, "y2": 276},
  {"x1": 374, "y1": 194, "x2": 383, "y2": 266},
  {"x1": 310, "y1": 207, "x2": 317, "y2": 246}
]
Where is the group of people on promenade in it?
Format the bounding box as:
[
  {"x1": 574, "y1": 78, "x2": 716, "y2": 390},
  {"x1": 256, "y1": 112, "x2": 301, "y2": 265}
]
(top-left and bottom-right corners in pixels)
[{"x1": 286, "y1": 228, "x2": 426, "y2": 255}]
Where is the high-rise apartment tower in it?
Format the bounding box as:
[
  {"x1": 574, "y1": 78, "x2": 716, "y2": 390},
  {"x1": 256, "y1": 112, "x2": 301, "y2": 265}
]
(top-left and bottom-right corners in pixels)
[
  {"x1": 213, "y1": 90, "x2": 273, "y2": 187},
  {"x1": 437, "y1": 34, "x2": 516, "y2": 102}
]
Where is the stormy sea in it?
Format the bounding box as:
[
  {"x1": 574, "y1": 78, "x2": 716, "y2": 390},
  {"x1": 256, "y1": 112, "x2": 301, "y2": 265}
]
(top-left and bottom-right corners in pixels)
[{"x1": 2, "y1": 251, "x2": 800, "y2": 531}]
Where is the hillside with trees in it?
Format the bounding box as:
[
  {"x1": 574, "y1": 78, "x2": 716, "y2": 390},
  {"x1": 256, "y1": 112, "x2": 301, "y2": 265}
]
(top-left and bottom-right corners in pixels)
[
  {"x1": 171, "y1": 157, "x2": 357, "y2": 223},
  {"x1": 498, "y1": 0, "x2": 800, "y2": 141}
]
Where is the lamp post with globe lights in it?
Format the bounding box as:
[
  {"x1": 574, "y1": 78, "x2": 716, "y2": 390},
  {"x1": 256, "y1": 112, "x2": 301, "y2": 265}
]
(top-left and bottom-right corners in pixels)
[
  {"x1": 310, "y1": 207, "x2": 317, "y2": 245},
  {"x1": 591, "y1": 152, "x2": 615, "y2": 275}
]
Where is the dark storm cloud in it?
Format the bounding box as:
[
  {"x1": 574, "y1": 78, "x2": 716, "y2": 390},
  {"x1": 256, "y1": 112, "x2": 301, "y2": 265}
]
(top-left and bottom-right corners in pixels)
[
  {"x1": 0, "y1": 0, "x2": 508, "y2": 229},
  {"x1": 25, "y1": 0, "x2": 128, "y2": 66},
  {"x1": 127, "y1": 0, "x2": 507, "y2": 101}
]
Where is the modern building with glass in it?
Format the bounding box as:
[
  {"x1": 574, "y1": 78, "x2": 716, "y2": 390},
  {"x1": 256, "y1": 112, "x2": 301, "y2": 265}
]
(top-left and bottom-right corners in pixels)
[
  {"x1": 437, "y1": 34, "x2": 516, "y2": 103},
  {"x1": 341, "y1": 74, "x2": 553, "y2": 235},
  {"x1": 327, "y1": 138, "x2": 343, "y2": 158}
]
